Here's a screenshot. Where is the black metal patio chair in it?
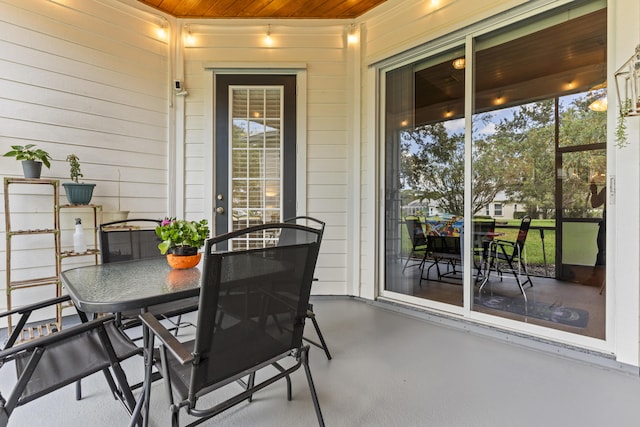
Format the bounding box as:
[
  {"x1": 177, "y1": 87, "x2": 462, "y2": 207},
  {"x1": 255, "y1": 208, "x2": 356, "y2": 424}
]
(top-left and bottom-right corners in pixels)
[
  {"x1": 472, "y1": 218, "x2": 496, "y2": 281},
  {"x1": 138, "y1": 223, "x2": 325, "y2": 427},
  {"x1": 421, "y1": 234, "x2": 462, "y2": 284},
  {"x1": 282, "y1": 216, "x2": 331, "y2": 360},
  {"x1": 99, "y1": 219, "x2": 199, "y2": 333},
  {"x1": 0, "y1": 296, "x2": 141, "y2": 426},
  {"x1": 403, "y1": 216, "x2": 429, "y2": 274},
  {"x1": 480, "y1": 216, "x2": 533, "y2": 302}
]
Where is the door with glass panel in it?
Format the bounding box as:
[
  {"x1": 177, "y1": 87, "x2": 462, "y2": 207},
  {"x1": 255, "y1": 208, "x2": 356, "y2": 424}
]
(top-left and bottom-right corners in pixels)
[
  {"x1": 383, "y1": 2, "x2": 607, "y2": 339},
  {"x1": 214, "y1": 75, "x2": 297, "y2": 248}
]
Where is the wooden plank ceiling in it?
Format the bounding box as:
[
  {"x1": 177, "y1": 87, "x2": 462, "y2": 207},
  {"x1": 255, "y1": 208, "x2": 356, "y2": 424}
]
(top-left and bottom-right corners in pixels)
[{"x1": 136, "y1": 0, "x2": 388, "y2": 19}]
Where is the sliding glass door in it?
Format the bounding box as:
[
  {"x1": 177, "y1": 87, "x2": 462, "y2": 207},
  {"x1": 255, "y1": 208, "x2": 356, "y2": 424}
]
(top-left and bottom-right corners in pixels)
[{"x1": 383, "y1": 1, "x2": 607, "y2": 339}]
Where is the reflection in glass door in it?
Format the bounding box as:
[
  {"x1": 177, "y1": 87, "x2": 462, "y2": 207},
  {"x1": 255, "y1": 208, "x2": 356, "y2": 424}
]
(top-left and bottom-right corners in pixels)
[
  {"x1": 383, "y1": 2, "x2": 606, "y2": 339},
  {"x1": 230, "y1": 86, "x2": 283, "y2": 248},
  {"x1": 383, "y1": 48, "x2": 466, "y2": 307},
  {"x1": 470, "y1": 6, "x2": 606, "y2": 338}
]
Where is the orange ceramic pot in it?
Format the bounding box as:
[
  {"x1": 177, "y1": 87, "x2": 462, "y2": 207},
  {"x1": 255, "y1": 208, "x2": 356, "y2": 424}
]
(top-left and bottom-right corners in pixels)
[{"x1": 166, "y1": 253, "x2": 201, "y2": 269}]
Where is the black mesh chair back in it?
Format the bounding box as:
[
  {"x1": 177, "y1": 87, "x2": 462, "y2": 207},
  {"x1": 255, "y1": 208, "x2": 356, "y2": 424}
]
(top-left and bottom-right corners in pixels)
[
  {"x1": 280, "y1": 216, "x2": 325, "y2": 245},
  {"x1": 472, "y1": 219, "x2": 496, "y2": 250},
  {"x1": 472, "y1": 219, "x2": 496, "y2": 281},
  {"x1": 99, "y1": 218, "x2": 198, "y2": 334},
  {"x1": 406, "y1": 217, "x2": 427, "y2": 247},
  {"x1": 277, "y1": 216, "x2": 331, "y2": 360},
  {"x1": 280, "y1": 216, "x2": 331, "y2": 359},
  {"x1": 514, "y1": 215, "x2": 532, "y2": 253},
  {"x1": 403, "y1": 216, "x2": 429, "y2": 273},
  {"x1": 480, "y1": 216, "x2": 533, "y2": 302},
  {"x1": 99, "y1": 219, "x2": 162, "y2": 263},
  {"x1": 428, "y1": 234, "x2": 461, "y2": 256},
  {"x1": 139, "y1": 223, "x2": 324, "y2": 426},
  {"x1": 197, "y1": 245, "x2": 312, "y2": 386}
]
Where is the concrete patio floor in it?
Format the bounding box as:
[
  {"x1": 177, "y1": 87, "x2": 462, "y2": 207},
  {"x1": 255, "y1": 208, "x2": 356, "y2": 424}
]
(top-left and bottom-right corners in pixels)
[{"x1": 1, "y1": 296, "x2": 639, "y2": 426}]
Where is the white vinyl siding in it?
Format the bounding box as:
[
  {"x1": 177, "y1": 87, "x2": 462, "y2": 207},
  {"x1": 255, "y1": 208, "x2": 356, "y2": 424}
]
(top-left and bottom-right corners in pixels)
[
  {"x1": 0, "y1": 0, "x2": 170, "y2": 312},
  {"x1": 181, "y1": 23, "x2": 350, "y2": 295}
]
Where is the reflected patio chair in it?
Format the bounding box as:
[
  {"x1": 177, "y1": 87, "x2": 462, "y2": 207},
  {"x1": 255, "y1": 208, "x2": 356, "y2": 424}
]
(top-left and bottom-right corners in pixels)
[
  {"x1": 282, "y1": 216, "x2": 331, "y2": 360},
  {"x1": 480, "y1": 216, "x2": 533, "y2": 302},
  {"x1": 99, "y1": 219, "x2": 198, "y2": 333},
  {"x1": 0, "y1": 295, "x2": 141, "y2": 426},
  {"x1": 421, "y1": 235, "x2": 462, "y2": 284},
  {"x1": 403, "y1": 216, "x2": 429, "y2": 273},
  {"x1": 472, "y1": 219, "x2": 496, "y2": 281},
  {"x1": 138, "y1": 223, "x2": 324, "y2": 426}
]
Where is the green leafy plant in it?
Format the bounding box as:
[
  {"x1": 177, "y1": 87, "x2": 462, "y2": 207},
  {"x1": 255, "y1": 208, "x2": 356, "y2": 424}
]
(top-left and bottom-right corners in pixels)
[
  {"x1": 3, "y1": 144, "x2": 52, "y2": 168},
  {"x1": 156, "y1": 217, "x2": 210, "y2": 255},
  {"x1": 615, "y1": 99, "x2": 632, "y2": 148},
  {"x1": 66, "y1": 154, "x2": 83, "y2": 182}
]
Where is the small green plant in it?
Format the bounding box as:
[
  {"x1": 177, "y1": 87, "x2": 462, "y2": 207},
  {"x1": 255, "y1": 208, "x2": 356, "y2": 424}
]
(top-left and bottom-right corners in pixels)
[
  {"x1": 66, "y1": 154, "x2": 83, "y2": 182},
  {"x1": 3, "y1": 144, "x2": 52, "y2": 168},
  {"x1": 156, "y1": 217, "x2": 210, "y2": 255},
  {"x1": 615, "y1": 99, "x2": 632, "y2": 148}
]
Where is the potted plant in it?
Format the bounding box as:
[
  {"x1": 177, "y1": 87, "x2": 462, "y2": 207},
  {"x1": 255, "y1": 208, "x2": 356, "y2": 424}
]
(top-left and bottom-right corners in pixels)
[
  {"x1": 62, "y1": 154, "x2": 96, "y2": 205},
  {"x1": 156, "y1": 217, "x2": 210, "y2": 269},
  {"x1": 3, "y1": 144, "x2": 52, "y2": 179}
]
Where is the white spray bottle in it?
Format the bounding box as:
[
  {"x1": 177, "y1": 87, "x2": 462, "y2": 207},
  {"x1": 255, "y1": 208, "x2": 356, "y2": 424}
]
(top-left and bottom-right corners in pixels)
[{"x1": 73, "y1": 218, "x2": 87, "y2": 253}]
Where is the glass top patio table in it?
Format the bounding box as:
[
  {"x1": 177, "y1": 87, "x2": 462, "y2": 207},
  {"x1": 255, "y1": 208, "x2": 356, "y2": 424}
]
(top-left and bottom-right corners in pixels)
[
  {"x1": 61, "y1": 257, "x2": 202, "y2": 314},
  {"x1": 61, "y1": 254, "x2": 292, "y2": 315}
]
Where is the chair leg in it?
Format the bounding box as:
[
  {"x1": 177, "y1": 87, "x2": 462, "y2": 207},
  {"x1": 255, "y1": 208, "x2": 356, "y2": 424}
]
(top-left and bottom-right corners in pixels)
[
  {"x1": 247, "y1": 372, "x2": 256, "y2": 402},
  {"x1": 308, "y1": 308, "x2": 332, "y2": 360},
  {"x1": 503, "y1": 255, "x2": 531, "y2": 303},
  {"x1": 402, "y1": 249, "x2": 415, "y2": 274},
  {"x1": 173, "y1": 315, "x2": 182, "y2": 337},
  {"x1": 301, "y1": 347, "x2": 325, "y2": 427},
  {"x1": 303, "y1": 305, "x2": 332, "y2": 360},
  {"x1": 271, "y1": 363, "x2": 292, "y2": 400}
]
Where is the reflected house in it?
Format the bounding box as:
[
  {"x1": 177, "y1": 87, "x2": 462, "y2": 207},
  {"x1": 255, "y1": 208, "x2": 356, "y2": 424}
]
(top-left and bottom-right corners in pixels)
[
  {"x1": 403, "y1": 198, "x2": 437, "y2": 217},
  {"x1": 405, "y1": 191, "x2": 519, "y2": 220},
  {"x1": 481, "y1": 192, "x2": 519, "y2": 219}
]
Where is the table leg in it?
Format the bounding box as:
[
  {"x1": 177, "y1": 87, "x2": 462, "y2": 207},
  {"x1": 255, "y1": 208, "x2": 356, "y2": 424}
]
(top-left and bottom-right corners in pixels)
[
  {"x1": 128, "y1": 329, "x2": 154, "y2": 427},
  {"x1": 539, "y1": 229, "x2": 548, "y2": 276},
  {"x1": 478, "y1": 241, "x2": 495, "y2": 295}
]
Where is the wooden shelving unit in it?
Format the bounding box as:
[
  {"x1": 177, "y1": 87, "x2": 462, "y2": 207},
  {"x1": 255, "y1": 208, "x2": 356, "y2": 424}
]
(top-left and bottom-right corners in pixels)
[
  {"x1": 4, "y1": 177, "x2": 60, "y2": 334},
  {"x1": 3, "y1": 177, "x2": 102, "y2": 337}
]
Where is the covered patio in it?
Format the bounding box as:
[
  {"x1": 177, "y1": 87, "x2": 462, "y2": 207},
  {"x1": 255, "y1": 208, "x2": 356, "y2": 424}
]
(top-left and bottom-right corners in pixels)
[
  {"x1": 1, "y1": 297, "x2": 638, "y2": 426},
  {"x1": 1, "y1": 1, "x2": 640, "y2": 424}
]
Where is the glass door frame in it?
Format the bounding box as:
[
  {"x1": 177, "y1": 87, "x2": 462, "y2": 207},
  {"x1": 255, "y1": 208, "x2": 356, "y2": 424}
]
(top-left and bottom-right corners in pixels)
[{"x1": 375, "y1": 3, "x2": 612, "y2": 353}]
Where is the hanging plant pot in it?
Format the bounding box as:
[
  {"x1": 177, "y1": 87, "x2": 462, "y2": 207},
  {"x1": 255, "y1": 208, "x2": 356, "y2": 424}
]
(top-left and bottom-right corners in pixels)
[
  {"x1": 21, "y1": 160, "x2": 43, "y2": 179},
  {"x1": 62, "y1": 182, "x2": 96, "y2": 205}
]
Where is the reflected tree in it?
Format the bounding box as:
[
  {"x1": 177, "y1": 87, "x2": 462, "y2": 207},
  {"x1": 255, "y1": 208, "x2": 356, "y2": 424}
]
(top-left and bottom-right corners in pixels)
[{"x1": 401, "y1": 94, "x2": 605, "y2": 219}]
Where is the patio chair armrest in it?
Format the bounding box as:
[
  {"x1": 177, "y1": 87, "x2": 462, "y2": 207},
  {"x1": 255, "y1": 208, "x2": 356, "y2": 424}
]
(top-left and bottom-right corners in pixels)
[
  {"x1": 139, "y1": 312, "x2": 193, "y2": 365},
  {"x1": 0, "y1": 295, "x2": 72, "y2": 319}
]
